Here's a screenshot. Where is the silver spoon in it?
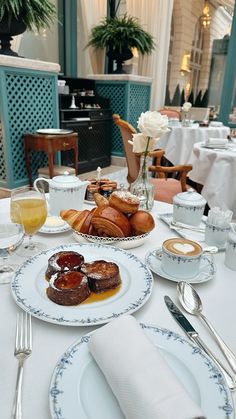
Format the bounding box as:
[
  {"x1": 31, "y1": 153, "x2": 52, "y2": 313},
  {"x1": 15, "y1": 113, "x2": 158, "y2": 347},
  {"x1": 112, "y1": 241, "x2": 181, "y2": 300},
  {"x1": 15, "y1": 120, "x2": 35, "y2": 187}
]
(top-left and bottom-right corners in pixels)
[{"x1": 177, "y1": 281, "x2": 236, "y2": 374}]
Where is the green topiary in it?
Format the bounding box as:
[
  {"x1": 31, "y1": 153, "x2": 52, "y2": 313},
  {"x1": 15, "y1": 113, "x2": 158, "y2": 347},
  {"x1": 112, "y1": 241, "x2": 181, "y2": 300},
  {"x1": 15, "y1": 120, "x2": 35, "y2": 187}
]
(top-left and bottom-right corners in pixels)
[{"x1": 0, "y1": 0, "x2": 56, "y2": 31}]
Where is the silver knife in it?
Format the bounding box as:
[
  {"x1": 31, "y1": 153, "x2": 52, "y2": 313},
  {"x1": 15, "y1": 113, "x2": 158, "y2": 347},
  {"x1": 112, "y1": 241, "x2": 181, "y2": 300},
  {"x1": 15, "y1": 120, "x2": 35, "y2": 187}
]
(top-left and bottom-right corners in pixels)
[{"x1": 164, "y1": 296, "x2": 236, "y2": 391}]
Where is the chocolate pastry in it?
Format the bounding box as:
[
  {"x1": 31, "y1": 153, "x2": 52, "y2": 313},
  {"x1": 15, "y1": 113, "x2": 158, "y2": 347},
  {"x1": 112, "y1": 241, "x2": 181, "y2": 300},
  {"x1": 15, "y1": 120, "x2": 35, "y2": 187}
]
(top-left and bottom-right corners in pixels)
[
  {"x1": 47, "y1": 271, "x2": 90, "y2": 306},
  {"x1": 80, "y1": 260, "x2": 120, "y2": 293},
  {"x1": 45, "y1": 251, "x2": 84, "y2": 280}
]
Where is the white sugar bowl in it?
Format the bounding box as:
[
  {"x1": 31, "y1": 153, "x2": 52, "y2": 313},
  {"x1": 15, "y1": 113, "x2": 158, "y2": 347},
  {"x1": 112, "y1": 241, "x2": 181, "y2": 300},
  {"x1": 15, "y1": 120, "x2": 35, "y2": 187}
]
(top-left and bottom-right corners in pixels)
[{"x1": 173, "y1": 189, "x2": 206, "y2": 226}]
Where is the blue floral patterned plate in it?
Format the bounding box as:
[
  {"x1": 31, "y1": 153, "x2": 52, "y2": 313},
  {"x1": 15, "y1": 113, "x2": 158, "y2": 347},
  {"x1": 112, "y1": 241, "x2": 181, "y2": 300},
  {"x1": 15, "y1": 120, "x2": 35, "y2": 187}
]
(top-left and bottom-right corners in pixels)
[
  {"x1": 49, "y1": 324, "x2": 234, "y2": 419},
  {"x1": 10, "y1": 243, "x2": 153, "y2": 326}
]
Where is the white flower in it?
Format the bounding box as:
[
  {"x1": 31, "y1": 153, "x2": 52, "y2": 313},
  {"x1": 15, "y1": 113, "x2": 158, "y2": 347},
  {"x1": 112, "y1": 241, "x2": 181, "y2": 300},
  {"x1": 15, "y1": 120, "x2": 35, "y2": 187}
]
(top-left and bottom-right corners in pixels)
[
  {"x1": 128, "y1": 133, "x2": 158, "y2": 153},
  {"x1": 182, "y1": 102, "x2": 192, "y2": 112},
  {"x1": 137, "y1": 111, "x2": 169, "y2": 138}
]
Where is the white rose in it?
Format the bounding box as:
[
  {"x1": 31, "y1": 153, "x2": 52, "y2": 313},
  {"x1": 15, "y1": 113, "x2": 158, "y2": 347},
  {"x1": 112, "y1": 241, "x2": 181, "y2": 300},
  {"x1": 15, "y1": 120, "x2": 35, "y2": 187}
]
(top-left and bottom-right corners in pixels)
[
  {"x1": 128, "y1": 133, "x2": 158, "y2": 153},
  {"x1": 182, "y1": 102, "x2": 192, "y2": 112},
  {"x1": 137, "y1": 111, "x2": 169, "y2": 138}
]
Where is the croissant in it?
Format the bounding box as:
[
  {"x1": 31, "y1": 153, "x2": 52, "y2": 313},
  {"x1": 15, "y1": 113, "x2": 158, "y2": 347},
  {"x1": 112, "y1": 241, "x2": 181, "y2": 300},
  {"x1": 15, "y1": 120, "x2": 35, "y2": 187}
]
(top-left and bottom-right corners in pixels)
[
  {"x1": 91, "y1": 205, "x2": 131, "y2": 238},
  {"x1": 93, "y1": 193, "x2": 109, "y2": 207},
  {"x1": 60, "y1": 209, "x2": 83, "y2": 226},
  {"x1": 60, "y1": 209, "x2": 90, "y2": 231}
]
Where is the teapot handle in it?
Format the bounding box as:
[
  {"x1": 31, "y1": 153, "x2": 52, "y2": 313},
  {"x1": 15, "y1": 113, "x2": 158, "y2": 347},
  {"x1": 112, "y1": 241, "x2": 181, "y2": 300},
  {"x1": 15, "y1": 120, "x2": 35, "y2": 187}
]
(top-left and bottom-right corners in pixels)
[
  {"x1": 33, "y1": 178, "x2": 50, "y2": 211},
  {"x1": 33, "y1": 177, "x2": 50, "y2": 193}
]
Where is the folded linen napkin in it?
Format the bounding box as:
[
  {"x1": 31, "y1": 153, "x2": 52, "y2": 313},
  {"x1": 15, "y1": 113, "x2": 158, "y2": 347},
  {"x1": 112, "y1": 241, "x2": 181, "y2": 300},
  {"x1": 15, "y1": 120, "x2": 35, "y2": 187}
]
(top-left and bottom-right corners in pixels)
[
  {"x1": 209, "y1": 121, "x2": 223, "y2": 127},
  {"x1": 205, "y1": 137, "x2": 228, "y2": 146},
  {"x1": 89, "y1": 315, "x2": 205, "y2": 419}
]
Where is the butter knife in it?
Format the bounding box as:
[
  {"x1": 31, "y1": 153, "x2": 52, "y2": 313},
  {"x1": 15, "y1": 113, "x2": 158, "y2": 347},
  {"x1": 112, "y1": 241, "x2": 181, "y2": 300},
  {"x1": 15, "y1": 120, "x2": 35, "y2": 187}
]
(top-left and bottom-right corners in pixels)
[{"x1": 164, "y1": 296, "x2": 236, "y2": 391}]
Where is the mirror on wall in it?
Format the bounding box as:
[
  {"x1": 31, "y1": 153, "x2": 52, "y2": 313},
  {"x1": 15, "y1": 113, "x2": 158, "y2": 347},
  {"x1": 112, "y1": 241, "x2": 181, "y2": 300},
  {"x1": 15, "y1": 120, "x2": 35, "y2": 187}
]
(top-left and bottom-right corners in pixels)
[{"x1": 164, "y1": 0, "x2": 234, "y2": 120}]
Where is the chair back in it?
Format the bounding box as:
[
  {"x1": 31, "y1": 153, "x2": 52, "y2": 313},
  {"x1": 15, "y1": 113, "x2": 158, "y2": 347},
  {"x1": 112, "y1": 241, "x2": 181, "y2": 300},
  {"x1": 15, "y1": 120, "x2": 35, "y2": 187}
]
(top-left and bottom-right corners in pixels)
[
  {"x1": 158, "y1": 108, "x2": 181, "y2": 120},
  {"x1": 112, "y1": 114, "x2": 140, "y2": 184}
]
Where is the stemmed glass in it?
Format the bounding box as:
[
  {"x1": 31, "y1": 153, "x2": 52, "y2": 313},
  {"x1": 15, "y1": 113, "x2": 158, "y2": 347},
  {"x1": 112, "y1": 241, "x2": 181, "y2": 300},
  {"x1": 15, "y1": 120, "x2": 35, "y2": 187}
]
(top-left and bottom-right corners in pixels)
[
  {"x1": 0, "y1": 223, "x2": 24, "y2": 284},
  {"x1": 10, "y1": 186, "x2": 47, "y2": 257}
]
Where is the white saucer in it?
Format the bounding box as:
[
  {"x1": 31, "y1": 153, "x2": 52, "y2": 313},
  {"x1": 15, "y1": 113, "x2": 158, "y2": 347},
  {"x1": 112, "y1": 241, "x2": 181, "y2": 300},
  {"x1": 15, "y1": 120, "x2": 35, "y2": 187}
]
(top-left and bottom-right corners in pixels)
[
  {"x1": 145, "y1": 248, "x2": 216, "y2": 284},
  {"x1": 39, "y1": 216, "x2": 71, "y2": 234},
  {"x1": 36, "y1": 129, "x2": 73, "y2": 135}
]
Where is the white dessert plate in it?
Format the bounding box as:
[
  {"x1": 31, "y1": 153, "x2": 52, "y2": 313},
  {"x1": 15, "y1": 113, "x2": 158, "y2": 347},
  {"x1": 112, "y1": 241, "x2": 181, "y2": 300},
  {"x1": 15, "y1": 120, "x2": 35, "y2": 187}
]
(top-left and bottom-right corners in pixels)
[
  {"x1": 39, "y1": 216, "x2": 71, "y2": 234},
  {"x1": 145, "y1": 248, "x2": 216, "y2": 284},
  {"x1": 49, "y1": 324, "x2": 234, "y2": 419},
  {"x1": 36, "y1": 128, "x2": 73, "y2": 135},
  {"x1": 11, "y1": 243, "x2": 153, "y2": 326},
  {"x1": 72, "y1": 231, "x2": 150, "y2": 250}
]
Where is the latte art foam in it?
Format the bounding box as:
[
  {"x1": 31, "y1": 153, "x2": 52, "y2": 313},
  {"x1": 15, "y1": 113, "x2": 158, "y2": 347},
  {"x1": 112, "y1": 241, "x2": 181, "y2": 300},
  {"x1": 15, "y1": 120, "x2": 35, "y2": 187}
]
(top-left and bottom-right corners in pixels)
[{"x1": 163, "y1": 238, "x2": 202, "y2": 256}]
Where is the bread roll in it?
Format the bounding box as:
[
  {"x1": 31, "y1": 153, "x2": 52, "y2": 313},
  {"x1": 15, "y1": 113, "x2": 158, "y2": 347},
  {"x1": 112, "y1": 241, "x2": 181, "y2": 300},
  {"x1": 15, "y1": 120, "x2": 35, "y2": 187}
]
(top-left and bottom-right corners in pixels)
[
  {"x1": 129, "y1": 210, "x2": 155, "y2": 236},
  {"x1": 109, "y1": 190, "x2": 139, "y2": 214},
  {"x1": 91, "y1": 205, "x2": 131, "y2": 237}
]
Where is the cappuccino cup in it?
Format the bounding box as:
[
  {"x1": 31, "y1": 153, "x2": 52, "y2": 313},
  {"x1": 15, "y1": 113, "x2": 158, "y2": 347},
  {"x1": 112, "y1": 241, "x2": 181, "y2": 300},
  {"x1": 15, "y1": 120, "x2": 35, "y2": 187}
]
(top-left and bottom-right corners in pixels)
[{"x1": 161, "y1": 238, "x2": 203, "y2": 278}]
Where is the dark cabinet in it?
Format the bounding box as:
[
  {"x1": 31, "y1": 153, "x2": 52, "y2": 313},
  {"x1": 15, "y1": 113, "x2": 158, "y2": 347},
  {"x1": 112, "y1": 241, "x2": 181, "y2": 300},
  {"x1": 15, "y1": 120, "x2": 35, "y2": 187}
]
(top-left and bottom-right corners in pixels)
[{"x1": 59, "y1": 76, "x2": 112, "y2": 173}]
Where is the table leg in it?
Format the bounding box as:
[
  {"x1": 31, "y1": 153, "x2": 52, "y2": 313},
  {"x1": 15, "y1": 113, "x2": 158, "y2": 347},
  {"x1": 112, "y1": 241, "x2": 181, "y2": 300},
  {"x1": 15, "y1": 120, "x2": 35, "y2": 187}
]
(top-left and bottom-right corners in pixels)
[
  {"x1": 48, "y1": 152, "x2": 54, "y2": 179},
  {"x1": 74, "y1": 144, "x2": 78, "y2": 175}
]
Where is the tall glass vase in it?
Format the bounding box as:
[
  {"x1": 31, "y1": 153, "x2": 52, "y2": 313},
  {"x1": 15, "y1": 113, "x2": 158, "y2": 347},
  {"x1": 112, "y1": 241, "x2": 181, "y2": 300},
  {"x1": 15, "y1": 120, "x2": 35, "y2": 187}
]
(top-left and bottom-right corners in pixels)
[{"x1": 130, "y1": 155, "x2": 154, "y2": 211}]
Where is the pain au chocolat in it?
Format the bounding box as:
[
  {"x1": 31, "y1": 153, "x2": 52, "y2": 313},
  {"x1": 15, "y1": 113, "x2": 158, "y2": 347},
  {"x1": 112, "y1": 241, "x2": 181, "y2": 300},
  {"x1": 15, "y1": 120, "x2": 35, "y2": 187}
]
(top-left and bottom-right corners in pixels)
[{"x1": 80, "y1": 260, "x2": 120, "y2": 293}]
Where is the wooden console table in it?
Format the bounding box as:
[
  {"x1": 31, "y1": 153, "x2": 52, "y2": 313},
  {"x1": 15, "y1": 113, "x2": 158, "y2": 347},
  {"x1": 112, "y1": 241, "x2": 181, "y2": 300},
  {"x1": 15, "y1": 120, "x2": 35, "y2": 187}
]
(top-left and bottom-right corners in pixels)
[{"x1": 24, "y1": 132, "x2": 78, "y2": 186}]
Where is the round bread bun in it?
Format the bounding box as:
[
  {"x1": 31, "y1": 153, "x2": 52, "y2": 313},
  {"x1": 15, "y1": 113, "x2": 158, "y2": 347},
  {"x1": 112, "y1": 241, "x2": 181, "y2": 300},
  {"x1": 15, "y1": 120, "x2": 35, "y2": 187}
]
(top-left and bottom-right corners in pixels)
[
  {"x1": 91, "y1": 205, "x2": 131, "y2": 237},
  {"x1": 129, "y1": 210, "x2": 155, "y2": 236},
  {"x1": 109, "y1": 190, "x2": 139, "y2": 214}
]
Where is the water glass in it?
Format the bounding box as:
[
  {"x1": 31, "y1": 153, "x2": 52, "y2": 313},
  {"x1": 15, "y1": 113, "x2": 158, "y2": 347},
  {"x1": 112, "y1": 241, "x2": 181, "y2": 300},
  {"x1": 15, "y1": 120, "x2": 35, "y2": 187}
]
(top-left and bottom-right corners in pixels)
[{"x1": 0, "y1": 223, "x2": 24, "y2": 284}]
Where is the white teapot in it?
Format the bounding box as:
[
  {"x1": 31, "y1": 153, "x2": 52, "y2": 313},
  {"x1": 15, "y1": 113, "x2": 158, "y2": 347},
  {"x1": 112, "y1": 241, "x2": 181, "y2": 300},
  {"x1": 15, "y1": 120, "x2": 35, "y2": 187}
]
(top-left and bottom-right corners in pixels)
[{"x1": 34, "y1": 174, "x2": 89, "y2": 216}]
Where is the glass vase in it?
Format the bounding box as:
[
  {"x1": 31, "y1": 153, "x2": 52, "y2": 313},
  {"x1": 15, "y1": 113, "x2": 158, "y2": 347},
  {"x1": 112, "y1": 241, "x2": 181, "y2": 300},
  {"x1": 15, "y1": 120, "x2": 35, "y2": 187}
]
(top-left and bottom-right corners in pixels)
[
  {"x1": 130, "y1": 155, "x2": 154, "y2": 211},
  {"x1": 182, "y1": 112, "x2": 191, "y2": 127}
]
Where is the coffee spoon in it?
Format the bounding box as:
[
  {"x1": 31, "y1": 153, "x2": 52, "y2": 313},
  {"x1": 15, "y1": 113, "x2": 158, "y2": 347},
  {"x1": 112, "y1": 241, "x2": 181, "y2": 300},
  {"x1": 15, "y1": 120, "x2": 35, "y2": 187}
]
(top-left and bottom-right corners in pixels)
[{"x1": 177, "y1": 281, "x2": 236, "y2": 374}]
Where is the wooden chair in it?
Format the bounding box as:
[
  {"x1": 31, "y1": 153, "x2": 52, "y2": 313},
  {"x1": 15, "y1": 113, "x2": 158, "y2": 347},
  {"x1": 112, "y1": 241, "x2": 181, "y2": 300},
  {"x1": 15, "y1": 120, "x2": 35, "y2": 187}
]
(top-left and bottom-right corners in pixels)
[
  {"x1": 113, "y1": 114, "x2": 193, "y2": 204},
  {"x1": 158, "y1": 108, "x2": 181, "y2": 119}
]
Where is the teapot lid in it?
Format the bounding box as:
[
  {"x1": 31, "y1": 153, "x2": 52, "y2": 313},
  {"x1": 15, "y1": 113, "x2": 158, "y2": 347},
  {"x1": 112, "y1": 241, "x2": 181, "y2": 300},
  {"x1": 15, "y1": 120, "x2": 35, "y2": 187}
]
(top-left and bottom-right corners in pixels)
[
  {"x1": 52, "y1": 172, "x2": 82, "y2": 185},
  {"x1": 173, "y1": 188, "x2": 206, "y2": 207}
]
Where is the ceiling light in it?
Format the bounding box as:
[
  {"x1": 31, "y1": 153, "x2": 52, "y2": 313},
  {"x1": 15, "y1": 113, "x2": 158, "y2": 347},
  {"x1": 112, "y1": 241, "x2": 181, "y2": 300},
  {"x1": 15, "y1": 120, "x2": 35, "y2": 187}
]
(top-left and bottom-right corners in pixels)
[{"x1": 200, "y1": 0, "x2": 211, "y2": 29}]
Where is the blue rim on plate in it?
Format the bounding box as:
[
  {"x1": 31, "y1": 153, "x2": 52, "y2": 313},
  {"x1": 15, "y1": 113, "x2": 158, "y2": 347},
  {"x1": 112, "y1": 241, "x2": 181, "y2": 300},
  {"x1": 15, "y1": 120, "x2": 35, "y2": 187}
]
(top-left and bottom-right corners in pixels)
[
  {"x1": 11, "y1": 243, "x2": 153, "y2": 326},
  {"x1": 49, "y1": 324, "x2": 234, "y2": 419}
]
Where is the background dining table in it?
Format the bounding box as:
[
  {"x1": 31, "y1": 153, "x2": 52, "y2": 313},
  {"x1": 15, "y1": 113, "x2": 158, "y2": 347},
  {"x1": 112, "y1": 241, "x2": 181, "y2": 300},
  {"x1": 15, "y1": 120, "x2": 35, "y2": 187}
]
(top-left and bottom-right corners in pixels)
[
  {"x1": 157, "y1": 124, "x2": 230, "y2": 165},
  {"x1": 1, "y1": 197, "x2": 236, "y2": 418},
  {"x1": 189, "y1": 142, "x2": 236, "y2": 217}
]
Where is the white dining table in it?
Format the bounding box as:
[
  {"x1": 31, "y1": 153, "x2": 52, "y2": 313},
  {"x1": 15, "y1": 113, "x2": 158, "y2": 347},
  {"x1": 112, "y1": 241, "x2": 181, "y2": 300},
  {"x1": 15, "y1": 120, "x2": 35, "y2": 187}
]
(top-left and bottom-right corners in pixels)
[
  {"x1": 189, "y1": 142, "x2": 236, "y2": 216},
  {"x1": 157, "y1": 124, "x2": 230, "y2": 165},
  {"x1": 1, "y1": 197, "x2": 236, "y2": 419}
]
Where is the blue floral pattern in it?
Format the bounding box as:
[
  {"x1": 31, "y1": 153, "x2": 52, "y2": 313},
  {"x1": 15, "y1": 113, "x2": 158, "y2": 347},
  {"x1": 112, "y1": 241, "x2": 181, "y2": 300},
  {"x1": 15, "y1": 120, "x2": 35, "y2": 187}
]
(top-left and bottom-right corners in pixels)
[
  {"x1": 49, "y1": 324, "x2": 234, "y2": 418},
  {"x1": 11, "y1": 243, "x2": 153, "y2": 326}
]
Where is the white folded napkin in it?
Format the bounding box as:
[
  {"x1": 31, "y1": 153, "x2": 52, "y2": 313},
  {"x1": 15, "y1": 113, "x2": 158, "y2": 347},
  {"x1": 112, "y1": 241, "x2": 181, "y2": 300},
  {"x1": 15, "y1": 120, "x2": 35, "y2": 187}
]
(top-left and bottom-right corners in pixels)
[
  {"x1": 209, "y1": 121, "x2": 223, "y2": 127},
  {"x1": 205, "y1": 137, "x2": 228, "y2": 147},
  {"x1": 89, "y1": 315, "x2": 205, "y2": 419}
]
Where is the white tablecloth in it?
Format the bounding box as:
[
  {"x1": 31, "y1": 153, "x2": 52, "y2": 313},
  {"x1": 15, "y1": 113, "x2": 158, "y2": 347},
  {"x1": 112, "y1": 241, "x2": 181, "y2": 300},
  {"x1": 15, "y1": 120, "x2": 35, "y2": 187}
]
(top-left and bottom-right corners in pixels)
[
  {"x1": 1, "y1": 198, "x2": 236, "y2": 418},
  {"x1": 189, "y1": 143, "x2": 236, "y2": 216},
  {"x1": 157, "y1": 125, "x2": 230, "y2": 165}
]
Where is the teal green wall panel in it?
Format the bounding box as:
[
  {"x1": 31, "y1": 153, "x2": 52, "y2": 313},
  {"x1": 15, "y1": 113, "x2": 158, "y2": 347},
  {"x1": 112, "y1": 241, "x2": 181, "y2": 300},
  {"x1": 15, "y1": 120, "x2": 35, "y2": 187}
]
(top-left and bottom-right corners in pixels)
[
  {"x1": 95, "y1": 80, "x2": 151, "y2": 156},
  {"x1": 0, "y1": 66, "x2": 59, "y2": 189}
]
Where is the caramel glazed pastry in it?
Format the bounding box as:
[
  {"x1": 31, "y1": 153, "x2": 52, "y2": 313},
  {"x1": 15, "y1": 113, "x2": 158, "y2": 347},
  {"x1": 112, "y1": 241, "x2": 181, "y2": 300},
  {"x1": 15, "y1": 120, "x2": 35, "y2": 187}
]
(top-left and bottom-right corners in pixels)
[
  {"x1": 80, "y1": 260, "x2": 121, "y2": 293},
  {"x1": 45, "y1": 251, "x2": 121, "y2": 305}
]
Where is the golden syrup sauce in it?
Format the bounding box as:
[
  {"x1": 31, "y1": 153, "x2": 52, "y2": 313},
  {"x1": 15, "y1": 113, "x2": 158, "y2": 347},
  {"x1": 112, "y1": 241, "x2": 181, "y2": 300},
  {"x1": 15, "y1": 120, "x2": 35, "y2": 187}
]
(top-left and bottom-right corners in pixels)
[{"x1": 81, "y1": 284, "x2": 121, "y2": 304}]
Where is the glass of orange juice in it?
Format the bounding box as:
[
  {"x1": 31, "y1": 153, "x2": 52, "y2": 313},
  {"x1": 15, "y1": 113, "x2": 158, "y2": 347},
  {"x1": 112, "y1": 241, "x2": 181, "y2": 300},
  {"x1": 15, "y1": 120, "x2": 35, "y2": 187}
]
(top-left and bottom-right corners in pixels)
[{"x1": 10, "y1": 186, "x2": 47, "y2": 256}]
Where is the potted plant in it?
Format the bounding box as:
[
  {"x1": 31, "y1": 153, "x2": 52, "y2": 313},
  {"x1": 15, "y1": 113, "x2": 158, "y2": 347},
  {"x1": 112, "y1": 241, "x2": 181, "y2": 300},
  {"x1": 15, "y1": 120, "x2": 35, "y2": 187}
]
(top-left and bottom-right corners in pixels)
[
  {"x1": 0, "y1": 0, "x2": 56, "y2": 56},
  {"x1": 87, "y1": 14, "x2": 155, "y2": 73}
]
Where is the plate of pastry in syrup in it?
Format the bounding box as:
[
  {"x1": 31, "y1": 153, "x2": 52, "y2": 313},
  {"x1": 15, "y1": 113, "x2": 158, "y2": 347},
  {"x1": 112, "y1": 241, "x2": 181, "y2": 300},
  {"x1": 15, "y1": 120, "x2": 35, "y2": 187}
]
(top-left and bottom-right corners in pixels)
[
  {"x1": 61, "y1": 191, "x2": 155, "y2": 249},
  {"x1": 11, "y1": 243, "x2": 153, "y2": 326}
]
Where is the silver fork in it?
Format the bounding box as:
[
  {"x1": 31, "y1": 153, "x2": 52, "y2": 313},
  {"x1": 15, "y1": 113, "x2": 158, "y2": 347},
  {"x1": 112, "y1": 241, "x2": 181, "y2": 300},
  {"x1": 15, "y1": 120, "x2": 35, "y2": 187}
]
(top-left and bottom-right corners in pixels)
[{"x1": 12, "y1": 312, "x2": 32, "y2": 419}]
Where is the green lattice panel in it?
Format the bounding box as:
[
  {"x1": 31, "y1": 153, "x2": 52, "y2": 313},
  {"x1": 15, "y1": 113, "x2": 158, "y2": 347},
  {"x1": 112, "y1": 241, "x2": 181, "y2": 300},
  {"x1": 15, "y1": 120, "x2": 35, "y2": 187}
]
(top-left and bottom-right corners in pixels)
[
  {"x1": 5, "y1": 73, "x2": 56, "y2": 184},
  {"x1": 96, "y1": 83, "x2": 126, "y2": 156},
  {"x1": 0, "y1": 121, "x2": 7, "y2": 181},
  {"x1": 129, "y1": 84, "x2": 151, "y2": 128}
]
